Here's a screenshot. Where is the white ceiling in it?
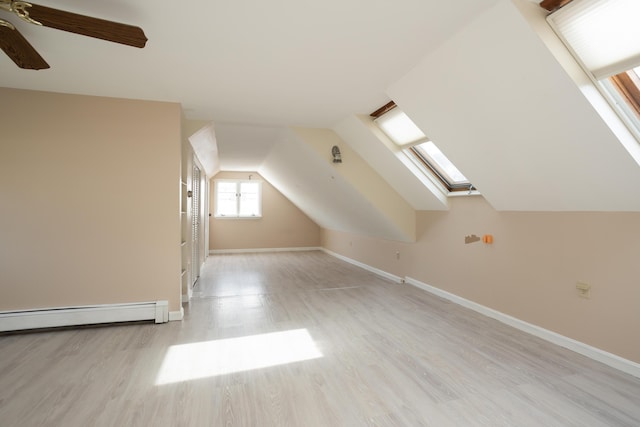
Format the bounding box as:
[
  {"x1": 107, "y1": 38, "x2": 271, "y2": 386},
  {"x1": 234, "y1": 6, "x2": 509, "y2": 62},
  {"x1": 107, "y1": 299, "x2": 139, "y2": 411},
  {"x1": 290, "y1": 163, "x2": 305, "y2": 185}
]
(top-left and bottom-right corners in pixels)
[
  {"x1": 0, "y1": 0, "x2": 498, "y2": 127},
  {"x1": 5, "y1": 0, "x2": 640, "y2": 219}
]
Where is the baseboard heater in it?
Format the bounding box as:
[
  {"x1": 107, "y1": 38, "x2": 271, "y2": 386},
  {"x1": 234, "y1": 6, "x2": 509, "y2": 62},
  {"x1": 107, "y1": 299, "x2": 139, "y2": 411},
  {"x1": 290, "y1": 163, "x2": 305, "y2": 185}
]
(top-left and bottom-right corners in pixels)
[{"x1": 0, "y1": 301, "x2": 169, "y2": 332}]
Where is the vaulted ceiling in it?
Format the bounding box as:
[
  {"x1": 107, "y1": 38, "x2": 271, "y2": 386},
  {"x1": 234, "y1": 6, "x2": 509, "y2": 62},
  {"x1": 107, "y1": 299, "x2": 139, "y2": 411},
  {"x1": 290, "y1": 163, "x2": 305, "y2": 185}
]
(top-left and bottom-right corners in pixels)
[{"x1": 4, "y1": 0, "x2": 640, "y2": 242}]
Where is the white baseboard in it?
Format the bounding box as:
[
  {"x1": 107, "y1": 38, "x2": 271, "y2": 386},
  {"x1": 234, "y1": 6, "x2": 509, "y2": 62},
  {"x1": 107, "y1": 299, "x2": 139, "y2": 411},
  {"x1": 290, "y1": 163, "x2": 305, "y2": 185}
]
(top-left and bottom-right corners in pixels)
[
  {"x1": 169, "y1": 307, "x2": 184, "y2": 321},
  {"x1": 182, "y1": 286, "x2": 193, "y2": 304},
  {"x1": 0, "y1": 301, "x2": 170, "y2": 332},
  {"x1": 210, "y1": 246, "x2": 321, "y2": 255},
  {"x1": 155, "y1": 301, "x2": 169, "y2": 323},
  {"x1": 321, "y1": 248, "x2": 403, "y2": 284},
  {"x1": 404, "y1": 277, "x2": 640, "y2": 379}
]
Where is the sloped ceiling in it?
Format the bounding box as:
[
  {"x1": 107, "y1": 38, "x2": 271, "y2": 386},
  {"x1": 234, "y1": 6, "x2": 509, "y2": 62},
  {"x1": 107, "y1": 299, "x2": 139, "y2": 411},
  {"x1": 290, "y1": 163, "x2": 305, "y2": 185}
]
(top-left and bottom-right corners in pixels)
[
  {"x1": 387, "y1": 0, "x2": 640, "y2": 211},
  {"x1": 185, "y1": 120, "x2": 219, "y2": 177},
  {"x1": 258, "y1": 129, "x2": 415, "y2": 242},
  {"x1": 208, "y1": 124, "x2": 417, "y2": 241},
  {"x1": 333, "y1": 115, "x2": 449, "y2": 211},
  {"x1": 214, "y1": 123, "x2": 283, "y2": 171},
  {"x1": 200, "y1": 0, "x2": 639, "y2": 221},
  {"x1": 6, "y1": 0, "x2": 640, "y2": 239}
]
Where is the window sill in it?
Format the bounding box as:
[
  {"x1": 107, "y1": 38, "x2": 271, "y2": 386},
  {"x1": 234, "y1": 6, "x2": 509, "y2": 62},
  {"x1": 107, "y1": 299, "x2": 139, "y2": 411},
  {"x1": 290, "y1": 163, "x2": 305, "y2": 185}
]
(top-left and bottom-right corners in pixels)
[{"x1": 447, "y1": 190, "x2": 482, "y2": 198}]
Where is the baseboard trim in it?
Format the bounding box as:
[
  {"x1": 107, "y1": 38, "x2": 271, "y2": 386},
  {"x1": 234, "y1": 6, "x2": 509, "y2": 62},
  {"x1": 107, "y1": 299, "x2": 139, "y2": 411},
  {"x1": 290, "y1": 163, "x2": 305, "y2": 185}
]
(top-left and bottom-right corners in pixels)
[
  {"x1": 321, "y1": 248, "x2": 403, "y2": 284},
  {"x1": 404, "y1": 276, "x2": 640, "y2": 379},
  {"x1": 182, "y1": 286, "x2": 193, "y2": 304},
  {"x1": 210, "y1": 246, "x2": 321, "y2": 255},
  {"x1": 169, "y1": 307, "x2": 184, "y2": 321},
  {"x1": 0, "y1": 301, "x2": 170, "y2": 332}
]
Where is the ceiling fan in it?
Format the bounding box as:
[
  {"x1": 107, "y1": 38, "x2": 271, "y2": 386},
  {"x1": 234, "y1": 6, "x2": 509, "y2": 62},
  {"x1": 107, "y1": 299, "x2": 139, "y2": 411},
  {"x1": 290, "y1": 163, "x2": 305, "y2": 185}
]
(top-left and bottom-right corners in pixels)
[{"x1": 0, "y1": 0, "x2": 147, "y2": 70}]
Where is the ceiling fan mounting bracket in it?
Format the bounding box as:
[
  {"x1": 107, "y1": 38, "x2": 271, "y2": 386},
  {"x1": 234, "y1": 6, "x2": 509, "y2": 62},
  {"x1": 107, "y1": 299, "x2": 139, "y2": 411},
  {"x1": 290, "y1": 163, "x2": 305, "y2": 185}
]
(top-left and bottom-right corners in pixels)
[
  {"x1": 0, "y1": 1, "x2": 42, "y2": 26},
  {"x1": 0, "y1": 18, "x2": 15, "y2": 30},
  {"x1": 13, "y1": 1, "x2": 42, "y2": 26}
]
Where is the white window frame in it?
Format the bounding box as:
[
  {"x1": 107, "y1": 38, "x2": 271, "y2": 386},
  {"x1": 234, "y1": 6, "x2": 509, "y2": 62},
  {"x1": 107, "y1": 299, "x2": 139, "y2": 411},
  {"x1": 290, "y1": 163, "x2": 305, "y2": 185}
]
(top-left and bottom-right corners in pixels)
[
  {"x1": 372, "y1": 104, "x2": 476, "y2": 194},
  {"x1": 214, "y1": 179, "x2": 262, "y2": 219}
]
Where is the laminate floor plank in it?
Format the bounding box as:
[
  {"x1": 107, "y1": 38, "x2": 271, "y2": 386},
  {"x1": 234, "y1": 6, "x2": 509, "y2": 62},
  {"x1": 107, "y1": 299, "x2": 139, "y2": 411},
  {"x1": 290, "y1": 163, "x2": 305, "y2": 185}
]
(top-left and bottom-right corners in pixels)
[{"x1": 1, "y1": 251, "x2": 639, "y2": 426}]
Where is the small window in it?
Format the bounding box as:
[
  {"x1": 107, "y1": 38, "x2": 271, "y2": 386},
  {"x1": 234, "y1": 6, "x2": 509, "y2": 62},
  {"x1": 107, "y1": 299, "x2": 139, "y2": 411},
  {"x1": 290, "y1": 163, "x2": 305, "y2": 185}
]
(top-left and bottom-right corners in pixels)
[
  {"x1": 372, "y1": 102, "x2": 475, "y2": 193},
  {"x1": 214, "y1": 180, "x2": 262, "y2": 218}
]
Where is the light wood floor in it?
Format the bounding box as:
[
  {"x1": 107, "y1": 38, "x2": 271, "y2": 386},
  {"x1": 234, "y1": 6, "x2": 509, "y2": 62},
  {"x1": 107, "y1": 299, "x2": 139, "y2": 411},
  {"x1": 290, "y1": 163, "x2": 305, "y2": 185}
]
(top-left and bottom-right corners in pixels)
[{"x1": 1, "y1": 251, "x2": 639, "y2": 426}]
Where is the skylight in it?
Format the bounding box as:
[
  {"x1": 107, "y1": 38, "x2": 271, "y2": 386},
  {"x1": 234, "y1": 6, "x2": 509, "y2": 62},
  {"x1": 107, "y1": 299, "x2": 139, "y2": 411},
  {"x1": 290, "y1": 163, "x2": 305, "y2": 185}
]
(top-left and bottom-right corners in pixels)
[
  {"x1": 371, "y1": 102, "x2": 475, "y2": 193},
  {"x1": 547, "y1": 0, "x2": 640, "y2": 139},
  {"x1": 546, "y1": 0, "x2": 640, "y2": 79}
]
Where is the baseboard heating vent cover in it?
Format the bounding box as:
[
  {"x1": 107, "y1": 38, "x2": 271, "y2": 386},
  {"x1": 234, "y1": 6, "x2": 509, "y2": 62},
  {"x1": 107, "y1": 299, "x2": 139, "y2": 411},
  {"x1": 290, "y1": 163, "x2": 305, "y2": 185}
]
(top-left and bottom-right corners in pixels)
[{"x1": 0, "y1": 301, "x2": 169, "y2": 332}]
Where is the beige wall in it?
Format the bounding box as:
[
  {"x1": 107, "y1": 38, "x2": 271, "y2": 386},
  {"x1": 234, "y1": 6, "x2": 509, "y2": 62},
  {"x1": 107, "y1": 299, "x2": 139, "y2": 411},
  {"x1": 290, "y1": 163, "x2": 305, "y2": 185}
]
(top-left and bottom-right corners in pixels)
[
  {"x1": 322, "y1": 196, "x2": 640, "y2": 363},
  {"x1": 0, "y1": 88, "x2": 182, "y2": 312},
  {"x1": 210, "y1": 171, "x2": 320, "y2": 250}
]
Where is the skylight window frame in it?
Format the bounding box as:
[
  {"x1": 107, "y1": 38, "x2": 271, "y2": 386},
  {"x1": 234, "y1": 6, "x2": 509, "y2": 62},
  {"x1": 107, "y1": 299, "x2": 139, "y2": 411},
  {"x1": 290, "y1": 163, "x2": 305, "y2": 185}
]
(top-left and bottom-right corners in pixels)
[{"x1": 371, "y1": 101, "x2": 475, "y2": 194}]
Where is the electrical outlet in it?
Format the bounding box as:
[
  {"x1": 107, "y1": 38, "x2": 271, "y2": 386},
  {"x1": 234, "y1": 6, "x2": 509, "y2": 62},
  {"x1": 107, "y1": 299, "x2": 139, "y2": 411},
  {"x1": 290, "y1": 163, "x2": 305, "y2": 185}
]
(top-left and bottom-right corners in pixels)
[{"x1": 576, "y1": 282, "x2": 591, "y2": 299}]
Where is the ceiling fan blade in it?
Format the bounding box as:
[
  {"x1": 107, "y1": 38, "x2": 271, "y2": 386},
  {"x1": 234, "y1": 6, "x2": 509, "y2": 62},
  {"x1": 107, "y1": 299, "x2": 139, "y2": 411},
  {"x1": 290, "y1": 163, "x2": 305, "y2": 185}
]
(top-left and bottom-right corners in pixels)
[
  {"x1": 22, "y1": 3, "x2": 148, "y2": 48},
  {"x1": 0, "y1": 19, "x2": 49, "y2": 69}
]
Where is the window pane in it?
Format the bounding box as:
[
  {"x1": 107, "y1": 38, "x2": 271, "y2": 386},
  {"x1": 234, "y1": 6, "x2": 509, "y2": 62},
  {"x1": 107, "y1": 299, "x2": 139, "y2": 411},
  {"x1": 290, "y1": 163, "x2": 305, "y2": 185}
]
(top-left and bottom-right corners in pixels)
[
  {"x1": 216, "y1": 182, "x2": 237, "y2": 216},
  {"x1": 239, "y1": 182, "x2": 260, "y2": 217},
  {"x1": 413, "y1": 141, "x2": 469, "y2": 185}
]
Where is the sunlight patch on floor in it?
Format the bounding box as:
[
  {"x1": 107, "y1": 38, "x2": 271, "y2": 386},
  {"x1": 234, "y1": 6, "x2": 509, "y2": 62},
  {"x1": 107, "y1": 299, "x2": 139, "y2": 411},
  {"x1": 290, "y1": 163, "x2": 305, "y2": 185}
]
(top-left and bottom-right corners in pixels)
[{"x1": 155, "y1": 329, "x2": 323, "y2": 385}]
